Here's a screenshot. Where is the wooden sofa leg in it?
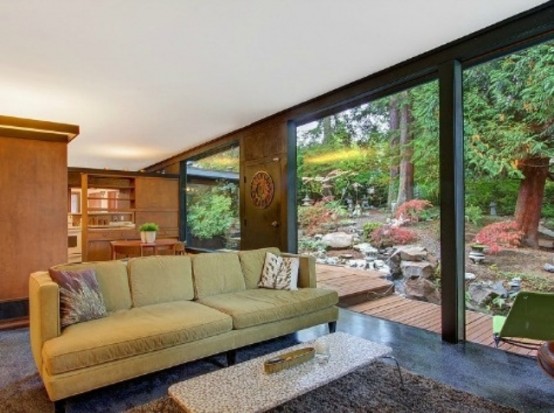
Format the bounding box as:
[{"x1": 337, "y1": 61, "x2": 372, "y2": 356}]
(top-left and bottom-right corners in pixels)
[
  {"x1": 328, "y1": 321, "x2": 337, "y2": 333},
  {"x1": 54, "y1": 399, "x2": 65, "y2": 413},
  {"x1": 226, "y1": 349, "x2": 237, "y2": 366}
]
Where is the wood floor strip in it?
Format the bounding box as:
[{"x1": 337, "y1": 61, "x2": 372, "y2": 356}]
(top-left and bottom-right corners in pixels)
[{"x1": 317, "y1": 264, "x2": 537, "y2": 357}]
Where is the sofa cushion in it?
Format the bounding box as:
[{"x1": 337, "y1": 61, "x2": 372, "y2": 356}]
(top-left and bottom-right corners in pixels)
[
  {"x1": 198, "y1": 288, "x2": 339, "y2": 330},
  {"x1": 49, "y1": 268, "x2": 107, "y2": 328},
  {"x1": 42, "y1": 301, "x2": 232, "y2": 375},
  {"x1": 128, "y1": 256, "x2": 194, "y2": 307},
  {"x1": 51, "y1": 261, "x2": 131, "y2": 312},
  {"x1": 238, "y1": 247, "x2": 281, "y2": 289},
  {"x1": 192, "y1": 252, "x2": 246, "y2": 299}
]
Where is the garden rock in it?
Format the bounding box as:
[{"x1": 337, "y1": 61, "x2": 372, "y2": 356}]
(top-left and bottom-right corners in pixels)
[
  {"x1": 467, "y1": 281, "x2": 508, "y2": 307},
  {"x1": 317, "y1": 256, "x2": 339, "y2": 266},
  {"x1": 377, "y1": 264, "x2": 391, "y2": 276},
  {"x1": 321, "y1": 232, "x2": 354, "y2": 249},
  {"x1": 353, "y1": 243, "x2": 378, "y2": 257},
  {"x1": 348, "y1": 259, "x2": 367, "y2": 269},
  {"x1": 389, "y1": 246, "x2": 426, "y2": 271},
  {"x1": 314, "y1": 250, "x2": 326, "y2": 259},
  {"x1": 395, "y1": 246, "x2": 428, "y2": 262},
  {"x1": 544, "y1": 263, "x2": 554, "y2": 273},
  {"x1": 345, "y1": 225, "x2": 358, "y2": 233},
  {"x1": 404, "y1": 278, "x2": 440, "y2": 304},
  {"x1": 401, "y1": 261, "x2": 435, "y2": 279},
  {"x1": 465, "y1": 272, "x2": 476, "y2": 281}
]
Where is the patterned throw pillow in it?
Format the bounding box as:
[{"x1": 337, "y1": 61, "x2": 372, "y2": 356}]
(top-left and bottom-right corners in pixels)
[
  {"x1": 258, "y1": 252, "x2": 299, "y2": 290},
  {"x1": 49, "y1": 268, "x2": 107, "y2": 328},
  {"x1": 278, "y1": 257, "x2": 299, "y2": 291},
  {"x1": 259, "y1": 252, "x2": 282, "y2": 288}
]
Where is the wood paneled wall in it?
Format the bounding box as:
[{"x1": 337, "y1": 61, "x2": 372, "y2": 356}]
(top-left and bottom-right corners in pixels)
[{"x1": 0, "y1": 134, "x2": 69, "y2": 304}]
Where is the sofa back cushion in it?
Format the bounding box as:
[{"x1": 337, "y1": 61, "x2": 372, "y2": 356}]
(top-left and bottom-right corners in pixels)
[
  {"x1": 50, "y1": 261, "x2": 131, "y2": 312},
  {"x1": 127, "y1": 256, "x2": 194, "y2": 307},
  {"x1": 192, "y1": 252, "x2": 246, "y2": 299},
  {"x1": 238, "y1": 247, "x2": 281, "y2": 289}
]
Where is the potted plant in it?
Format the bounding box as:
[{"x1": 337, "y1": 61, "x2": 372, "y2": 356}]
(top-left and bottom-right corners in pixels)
[{"x1": 139, "y1": 222, "x2": 159, "y2": 243}]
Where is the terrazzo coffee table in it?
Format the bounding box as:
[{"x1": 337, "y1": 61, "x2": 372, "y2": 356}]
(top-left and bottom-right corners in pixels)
[{"x1": 168, "y1": 332, "x2": 392, "y2": 413}]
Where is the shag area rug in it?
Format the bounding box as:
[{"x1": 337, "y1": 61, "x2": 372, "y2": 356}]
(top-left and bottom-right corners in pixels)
[
  {"x1": 1, "y1": 328, "x2": 518, "y2": 413},
  {"x1": 129, "y1": 362, "x2": 518, "y2": 413}
]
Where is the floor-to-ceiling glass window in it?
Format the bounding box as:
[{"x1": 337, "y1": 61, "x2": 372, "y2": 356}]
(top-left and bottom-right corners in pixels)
[
  {"x1": 463, "y1": 40, "x2": 554, "y2": 354},
  {"x1": 185, "y1": 145, "x2": 240, "y2": 250},
  {"x1": 297, "y1": 80, "x2": 443, "y2": 334}
]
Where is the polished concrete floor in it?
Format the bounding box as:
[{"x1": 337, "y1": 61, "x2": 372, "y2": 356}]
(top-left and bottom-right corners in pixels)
[{"x1": 297, "y1": 308, "x2": 554, "y2": 413}]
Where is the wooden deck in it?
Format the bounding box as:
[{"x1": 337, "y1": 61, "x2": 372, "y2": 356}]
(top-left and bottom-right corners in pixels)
[
  {"x1": 349, "y1": 295, "x2": 538, "y2": 357},
  {"x1": 316, "y1": 264, "x2": 394, "y2": 306},
  {"x1": 317, "y1": 264, "x2": 540, "y2": 357}
]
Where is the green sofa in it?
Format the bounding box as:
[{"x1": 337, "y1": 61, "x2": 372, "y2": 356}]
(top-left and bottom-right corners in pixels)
[{"x1": 29, "y1": 247, "x2": 339, "y2": 405}]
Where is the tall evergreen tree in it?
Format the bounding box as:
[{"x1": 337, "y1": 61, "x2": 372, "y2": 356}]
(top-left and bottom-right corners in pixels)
[{"x1": 464, "y1": 41, "x2": 554, "y2": 246}]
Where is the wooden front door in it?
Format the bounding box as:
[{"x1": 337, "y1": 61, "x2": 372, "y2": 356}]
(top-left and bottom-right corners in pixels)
[{"x1": 242, "y1": 158, "x2": 283, "y2": 250}]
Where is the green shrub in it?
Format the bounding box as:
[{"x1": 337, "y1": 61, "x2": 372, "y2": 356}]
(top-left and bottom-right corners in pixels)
[
  {"x1": 188, "y1": 193, "x2": 234, "y2": 239},
  {"x1": 465, "y1": 178, "x2": 519, "y2": 216},
  {"x1": 362, "y1": 222, "x2": 382, "y2": 241},
  {"x1": 543, "y1": 181, "x2": 554, "y2": 218},
  {"x1": 298, "y1": 238, "x2": 327, "y2": 253},
  {"x1": 541, "y1": 203, "x2": 554, "y2": 219},
  {"x1": 419, "y1": 206, "x2": 440, "y2": 222},
  {"x1": 465, "y1": 204, "x2": 484, "y2": 226}
]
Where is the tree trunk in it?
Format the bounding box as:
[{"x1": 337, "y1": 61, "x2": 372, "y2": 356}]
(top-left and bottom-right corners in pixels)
[
  {"x1": 514, "y1": 156, "x2": 550, "y2": 248},
  {"x1": 387, "y1": 95, "x2": 400, "y2": 210},
  {"x1": 321, "y1": 116, "x2": 333, "y2": 146},
  {"x1": 396, "y1": 91, "x2": 414, "y2": 207}
]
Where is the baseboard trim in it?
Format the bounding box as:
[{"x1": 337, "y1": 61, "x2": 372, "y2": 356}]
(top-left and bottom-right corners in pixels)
[
  {"x1": 0, "y1": 316, "x2": 29, "y2": 330},
  {"x1": 0, "y1": 298, "x2": 29, "y2": 320}
]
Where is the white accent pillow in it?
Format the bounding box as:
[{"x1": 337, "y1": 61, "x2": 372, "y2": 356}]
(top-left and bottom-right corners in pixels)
[
  {"x1": 279, "y1": 257, "x2": 299, "y2": 290},
  {"x1": 259, "y1": 252, "x2": 282, "y2": 288},
  {"x1": 258, "y1": 252, "x2": 299, "y2": 290}
]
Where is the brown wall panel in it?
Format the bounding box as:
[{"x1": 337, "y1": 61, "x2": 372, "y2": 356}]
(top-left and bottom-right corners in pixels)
[
  {"x1": 135, "y1": 176, "x2": 179, "y2": 239},
  {"x1": 135, "y1": 177, "x2": 179, "y2": 210},
  {"x1": 242, "y1": 120, "x2": 286, "y2": 162},
  {"x1": 135, "y1": 211, "x2": 178, "y2": 231},
  {"x1": 0, "y1": 136, "x2": 67, "y2": 301}
]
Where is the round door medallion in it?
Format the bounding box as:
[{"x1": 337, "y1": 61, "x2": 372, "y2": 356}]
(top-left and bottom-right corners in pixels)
[{"x1": 250, "y1": 170, "x2": 275, "y2": 209}]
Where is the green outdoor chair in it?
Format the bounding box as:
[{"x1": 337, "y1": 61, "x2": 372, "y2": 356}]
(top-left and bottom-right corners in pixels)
[{"x1": 493, "y1": 291, "x2": 554, "y2": 350}]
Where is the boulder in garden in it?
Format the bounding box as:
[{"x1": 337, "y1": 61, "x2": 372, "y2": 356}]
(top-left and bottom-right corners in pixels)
[
  {"x1": 404, "y1": 278, "x2": 440, "y2": 304},
  {"x1": 401, "y1": 260, "x2": 435, "y2": 279},
  {"x1": 321, "y1": 232, "x2": 354, "y2": 249}
]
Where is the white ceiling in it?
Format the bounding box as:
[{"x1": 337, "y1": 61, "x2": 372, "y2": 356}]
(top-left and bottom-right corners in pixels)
[{"x1": 0, "y1": 0, "x2": 547, "y2": 170}]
